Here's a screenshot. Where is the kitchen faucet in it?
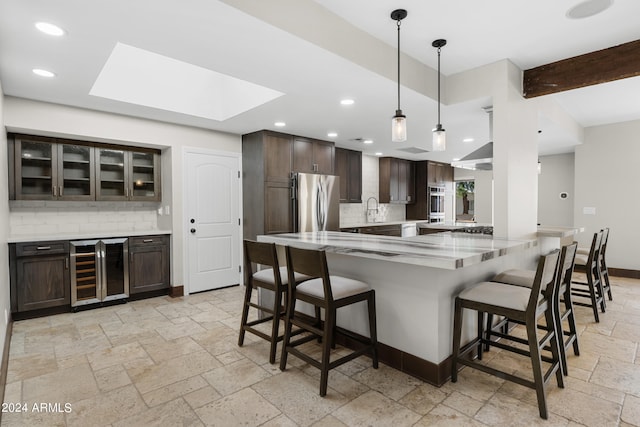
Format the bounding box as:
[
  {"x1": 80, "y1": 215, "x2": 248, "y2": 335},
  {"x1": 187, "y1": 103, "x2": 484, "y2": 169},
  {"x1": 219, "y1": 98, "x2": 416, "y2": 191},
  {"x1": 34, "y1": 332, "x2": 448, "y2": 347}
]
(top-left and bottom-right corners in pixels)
[{"x1": 366, "y1": 197, "x2": 379, "y2": 223}]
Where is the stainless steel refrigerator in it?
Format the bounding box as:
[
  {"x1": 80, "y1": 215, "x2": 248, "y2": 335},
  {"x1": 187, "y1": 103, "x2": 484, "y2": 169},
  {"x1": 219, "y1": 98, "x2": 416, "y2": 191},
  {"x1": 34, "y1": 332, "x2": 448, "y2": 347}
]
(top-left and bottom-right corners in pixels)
[{"x1": 294, "y1": 173, "x2": 340, "y2": 232}]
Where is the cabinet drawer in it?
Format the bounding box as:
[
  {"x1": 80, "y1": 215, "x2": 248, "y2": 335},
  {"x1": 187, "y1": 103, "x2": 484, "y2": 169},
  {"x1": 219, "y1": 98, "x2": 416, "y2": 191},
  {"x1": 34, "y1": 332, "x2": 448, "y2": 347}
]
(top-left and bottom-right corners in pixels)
[
  {"x1": 16, "y1": 241, "x2": 69, "y2": 257},
  {"x1": 129, "y1": 235, "x2": 169, "y2": 247}
]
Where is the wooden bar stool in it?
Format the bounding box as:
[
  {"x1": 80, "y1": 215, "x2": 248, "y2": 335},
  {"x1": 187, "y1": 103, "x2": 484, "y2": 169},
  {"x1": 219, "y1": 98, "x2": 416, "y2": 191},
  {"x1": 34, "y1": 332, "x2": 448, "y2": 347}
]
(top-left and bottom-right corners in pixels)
[
  {"x1": 578, "y1": 228, "x2": 612, "y2": 302},
  {"x1": 238, "y1": 240, "x2": 310, "y2": 364},
  {"x1": 492, "y1": 242, "x2": 579, "y2": 376},
  {"x1": 280, "y1": 245, "x2": 378, "y2": 396},
  {"x1": 572, "y1": 231, "x2": 605, "y2": 322},
  {"x1": 451, "y1": 250, "x2": 563, "y2": 419}
]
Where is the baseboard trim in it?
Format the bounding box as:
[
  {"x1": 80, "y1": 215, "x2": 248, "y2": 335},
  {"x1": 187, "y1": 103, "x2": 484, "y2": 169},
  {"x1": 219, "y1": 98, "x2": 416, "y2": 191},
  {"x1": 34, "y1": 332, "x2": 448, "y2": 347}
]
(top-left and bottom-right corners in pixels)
[
  {"x1": 169, "y1": 285, "x2": 184, "y2": 298},
  {"x1": 0, "y1": 315, "x2": 13, "y2": 424},
  {"x1": 336, "y1": 330, "x2": 450, "y2": 386},
  {"x1": 609, "y1": 268, "x2": 640, "y2": 279}
]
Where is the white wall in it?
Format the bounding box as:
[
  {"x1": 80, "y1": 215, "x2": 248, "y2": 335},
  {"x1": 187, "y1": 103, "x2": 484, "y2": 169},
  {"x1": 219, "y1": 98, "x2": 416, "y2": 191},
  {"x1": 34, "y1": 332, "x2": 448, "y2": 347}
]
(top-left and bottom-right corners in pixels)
[
  {"x1": 537, "y1": 153, "x2": 574, "y2": 227},
  {"x1": 574, "y1": 119, "x2": 640, "y2": 270},
  {"x1": 0, "y1": 83, "x2": 10, "y2": 354},
  {"x1": 3, "y1": 96, "x2": 241, "y2": 288}
]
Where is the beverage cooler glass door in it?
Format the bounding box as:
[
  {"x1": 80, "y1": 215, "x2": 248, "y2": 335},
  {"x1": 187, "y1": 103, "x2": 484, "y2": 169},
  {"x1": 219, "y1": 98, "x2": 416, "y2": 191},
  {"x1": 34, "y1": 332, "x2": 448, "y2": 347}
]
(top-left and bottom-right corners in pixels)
[
  {"x1": 101, "y1": 238, "x2": 129, "y2": 302},
  {"x1": 71, "y1": 240, "x2": 101, "y2": 307},
  {"x1": 71, "y1": 238, "x2": 129, "y2": 307}
]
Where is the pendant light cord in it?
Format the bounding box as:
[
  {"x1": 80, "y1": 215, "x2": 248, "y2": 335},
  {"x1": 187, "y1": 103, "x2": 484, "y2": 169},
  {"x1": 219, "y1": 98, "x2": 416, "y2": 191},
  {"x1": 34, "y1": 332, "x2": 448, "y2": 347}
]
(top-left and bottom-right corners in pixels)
[
  {"x1": 397, "y1": 19, "x2": 401, "y2": 111},
  {"x1": 437, "y1": 46, "x2": 441, "y2": 125}
]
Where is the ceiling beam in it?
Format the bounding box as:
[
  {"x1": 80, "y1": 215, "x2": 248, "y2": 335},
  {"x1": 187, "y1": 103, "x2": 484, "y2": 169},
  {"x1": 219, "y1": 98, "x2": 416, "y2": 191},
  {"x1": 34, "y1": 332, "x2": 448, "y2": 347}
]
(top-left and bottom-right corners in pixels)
[{"x1": 523, "y1": 39, "x2": 640, "y2": 98}]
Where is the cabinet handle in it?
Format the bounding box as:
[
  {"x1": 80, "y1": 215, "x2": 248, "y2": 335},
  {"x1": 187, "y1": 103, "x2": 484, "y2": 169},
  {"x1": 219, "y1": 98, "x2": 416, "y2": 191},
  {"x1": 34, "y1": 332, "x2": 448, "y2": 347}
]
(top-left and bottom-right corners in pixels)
[
  {"x1": 65, "y1": 258, "x2": 69, "y2": 269},
  {"x1": 36, "y1": 246, "x2": 51, "y2": 250},
  {"x1": 125, "y1": 188, "x2": 129, "y2": 198},
  {"x1": 59, "y1": 186, "x2": 63, "y2": 196},
  {"x1": 143, "y1": 239, "x2": 154, "y2": 243},
  {"x1": 52, "y1": 186, "x2": 57, "y2": 196}
]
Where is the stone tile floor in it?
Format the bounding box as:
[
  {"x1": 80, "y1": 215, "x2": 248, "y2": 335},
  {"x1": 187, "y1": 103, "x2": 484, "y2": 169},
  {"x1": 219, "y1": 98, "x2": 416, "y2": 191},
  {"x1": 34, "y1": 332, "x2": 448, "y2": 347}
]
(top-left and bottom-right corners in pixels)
[{"x1": 1, "y1": 274, "x2": 639, "y2": 426}]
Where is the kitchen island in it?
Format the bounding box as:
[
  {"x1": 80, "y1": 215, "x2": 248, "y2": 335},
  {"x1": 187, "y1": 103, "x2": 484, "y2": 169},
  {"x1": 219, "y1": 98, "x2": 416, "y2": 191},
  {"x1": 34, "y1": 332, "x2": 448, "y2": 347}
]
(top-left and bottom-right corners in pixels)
[{"x1": 258, "y1": 231, "x2": 538, "y2": 385}]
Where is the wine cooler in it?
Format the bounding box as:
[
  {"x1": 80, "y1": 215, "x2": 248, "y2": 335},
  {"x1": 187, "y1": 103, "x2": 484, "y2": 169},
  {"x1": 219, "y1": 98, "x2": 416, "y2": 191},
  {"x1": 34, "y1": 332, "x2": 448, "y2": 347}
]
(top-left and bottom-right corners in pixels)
[{"x1": 71, "y1": 238, "x2": 129, "y2": 307}]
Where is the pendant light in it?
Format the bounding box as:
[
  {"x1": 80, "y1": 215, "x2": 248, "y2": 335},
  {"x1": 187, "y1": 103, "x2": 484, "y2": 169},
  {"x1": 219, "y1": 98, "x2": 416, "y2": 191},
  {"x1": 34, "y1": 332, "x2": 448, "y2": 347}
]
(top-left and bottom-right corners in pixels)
[
  {"x1": 391, "y1": 9, "x2": 407, "y2": 142},
  {"x1": 432, "y1": 39, "x2": 447, "y2": 151}
]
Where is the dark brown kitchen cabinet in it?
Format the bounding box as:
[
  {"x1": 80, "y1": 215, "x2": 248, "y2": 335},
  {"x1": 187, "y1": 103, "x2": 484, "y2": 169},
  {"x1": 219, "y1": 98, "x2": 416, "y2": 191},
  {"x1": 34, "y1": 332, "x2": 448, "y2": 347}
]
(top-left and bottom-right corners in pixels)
[
  {"x1": 8, "y1": 133, "x2": 161, "y2": 202},
  {"x1": 379, "y1": 157, "x2": 414, "y2": 204},
  {"x1": 128, "y1": 235, "x2": 170, "y2": 294},
  {"x1": 407, "y1": 161, "x2": 454, "y2": 220},
  {"x1": 9, "y1": 241, "x2": 70, "y2": 314},
  {"x1": 427, "y1": 161, "x2": 453, "y2": 185},
  {"x1": 242, "y1": 130, "x2": 294, "y2": 241},
  {"x1": 96, "y1": 148, "x2": 161, "y2": 201},
  {"x1": 335, "y1": 147, "x2": 362, "y2": 203},
  {"x1": 293, "y1": 137, "x2": 334, "y2": 174},
  {"x1": 11, "y1": 135, "x2": 95, "y2": 201}
]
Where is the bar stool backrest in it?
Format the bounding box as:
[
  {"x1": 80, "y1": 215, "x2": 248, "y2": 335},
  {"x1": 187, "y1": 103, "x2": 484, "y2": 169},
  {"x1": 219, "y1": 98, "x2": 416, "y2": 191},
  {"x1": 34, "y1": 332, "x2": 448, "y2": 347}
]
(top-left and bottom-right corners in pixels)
[
  {"x1": 600, "y1": 228, "x2": 609, "y2": 259},
  {"x1": 587, "y1": 231, "x2": 603, "y2": 271},
  {"x1": 529, "y1": 250, "x2": 561, "y2": 311},
  {"x1": 243, "y1": 240, "x2": 282, "y2": 287},
  {"x1": 559, "y1": 242, "x2": 578, "y2": 290},
  {"x1": 285, "y1": 246, "x2": 333, "y2": 302}
]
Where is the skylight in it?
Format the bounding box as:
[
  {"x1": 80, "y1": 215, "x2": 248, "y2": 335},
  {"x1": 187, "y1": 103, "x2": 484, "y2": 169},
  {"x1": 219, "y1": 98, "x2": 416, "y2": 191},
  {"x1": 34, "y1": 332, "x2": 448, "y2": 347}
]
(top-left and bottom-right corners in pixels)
[{"x1": 90, "y1": 43, "x2": 284, "y2": 121}]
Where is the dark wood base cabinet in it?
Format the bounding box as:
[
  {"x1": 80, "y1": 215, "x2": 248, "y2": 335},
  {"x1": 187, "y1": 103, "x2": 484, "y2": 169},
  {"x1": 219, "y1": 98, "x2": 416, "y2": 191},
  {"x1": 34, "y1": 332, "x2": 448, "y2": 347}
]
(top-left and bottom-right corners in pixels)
[
  {"x1": 129, "y1": 235, "x2": 170, "y2": 294},
  {"x1": 9, "y1": 241, "x2": 71, "y2": 314},
  {"x1": 9, "y1": 234, "x2": 171, "y2": 318}
]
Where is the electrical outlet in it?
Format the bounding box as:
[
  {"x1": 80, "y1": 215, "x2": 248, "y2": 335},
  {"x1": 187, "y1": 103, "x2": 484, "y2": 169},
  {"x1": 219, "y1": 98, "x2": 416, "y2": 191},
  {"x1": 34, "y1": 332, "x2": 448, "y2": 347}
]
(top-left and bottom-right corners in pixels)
[{"x1": 157, "y1": 207, "x2": 163, "y2": 215}]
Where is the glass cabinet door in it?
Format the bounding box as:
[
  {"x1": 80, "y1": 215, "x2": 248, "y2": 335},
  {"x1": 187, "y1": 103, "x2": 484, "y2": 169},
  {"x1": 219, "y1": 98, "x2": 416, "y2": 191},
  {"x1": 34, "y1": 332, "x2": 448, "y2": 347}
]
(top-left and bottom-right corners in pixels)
[
  {"x1": 96, "y1": 148, "x2": 127, "y2": 200},
  {"x1": 130, "y1": 152, "x2": 159, "y2": 200},
  {"x1": 15, "y1": 139, "x2": 56, "y2": 199},
  {"x1": 59, "y1": 144, "x2": 95, "y2": 200}
]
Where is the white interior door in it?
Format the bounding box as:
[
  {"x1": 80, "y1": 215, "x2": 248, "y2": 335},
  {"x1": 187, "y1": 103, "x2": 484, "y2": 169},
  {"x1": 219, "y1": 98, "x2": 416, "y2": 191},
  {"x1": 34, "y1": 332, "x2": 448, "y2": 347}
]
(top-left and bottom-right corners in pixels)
[{"x1": 185, "y1": 149, "x2": 241, "y2": 293}]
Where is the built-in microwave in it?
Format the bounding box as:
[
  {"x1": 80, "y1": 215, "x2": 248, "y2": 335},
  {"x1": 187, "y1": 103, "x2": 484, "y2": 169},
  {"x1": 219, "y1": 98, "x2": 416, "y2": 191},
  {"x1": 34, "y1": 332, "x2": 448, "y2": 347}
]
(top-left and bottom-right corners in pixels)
[{"x1": 428, "y1": 185, "x2": 445, "y2": 222}]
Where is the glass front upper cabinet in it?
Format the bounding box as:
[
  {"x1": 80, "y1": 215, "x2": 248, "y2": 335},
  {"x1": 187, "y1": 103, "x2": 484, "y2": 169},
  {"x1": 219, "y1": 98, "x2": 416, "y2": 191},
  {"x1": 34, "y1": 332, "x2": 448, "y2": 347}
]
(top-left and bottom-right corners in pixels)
[
  {"x1": 96, "y1": 148, "x2": 160, "y2": 201},
  {"x1": 14, "y1": 138, "x2": 95, "y2": 200},
  {"x1": 11, "y1": 135, "x2": 160, "y2": 202},
  {"x1": 130, "y1": 151, "x2": 160, "y2": 201}
]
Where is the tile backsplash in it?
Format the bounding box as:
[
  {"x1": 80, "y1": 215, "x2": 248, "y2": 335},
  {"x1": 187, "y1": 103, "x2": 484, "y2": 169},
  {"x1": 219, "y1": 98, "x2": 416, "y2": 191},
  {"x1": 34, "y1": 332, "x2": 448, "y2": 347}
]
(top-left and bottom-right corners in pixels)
[
  {"x1": 339, "y1": 154, "x2": 406, "y2": 227},
  {"x1": 9, "y1": 201, "x2": 160, "y2": 237}
]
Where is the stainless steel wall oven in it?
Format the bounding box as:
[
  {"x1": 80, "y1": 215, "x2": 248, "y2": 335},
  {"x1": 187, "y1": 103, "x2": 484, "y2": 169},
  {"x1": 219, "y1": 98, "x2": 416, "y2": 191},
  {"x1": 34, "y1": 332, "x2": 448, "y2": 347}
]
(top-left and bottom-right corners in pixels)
[{"x1": 428, "y1": 185, "x2": 445, "y2": 223}]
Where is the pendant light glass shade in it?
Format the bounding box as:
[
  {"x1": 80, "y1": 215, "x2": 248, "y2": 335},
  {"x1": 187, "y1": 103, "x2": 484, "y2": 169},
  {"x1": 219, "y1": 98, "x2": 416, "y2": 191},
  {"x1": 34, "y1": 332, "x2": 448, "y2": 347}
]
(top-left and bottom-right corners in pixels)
[
  {"x1": 392, "y1": 111, "x2": 407, "y2": 142},
  {"x1": 432, "y1": 124, "x2": 446, "y2": 152},
  {"x1": 391, "y1": 9, "x2": 407, "y2": 142},
  {"x1": 432, "y1": 39, "x2": 447, "y2": 151}
]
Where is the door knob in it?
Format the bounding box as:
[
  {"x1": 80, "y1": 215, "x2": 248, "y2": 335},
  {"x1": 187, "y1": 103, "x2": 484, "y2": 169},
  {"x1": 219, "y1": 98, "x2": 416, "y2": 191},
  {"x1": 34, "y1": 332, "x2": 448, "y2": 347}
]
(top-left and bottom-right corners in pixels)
[{"x1": 190, "y1": 228, "x2": 196, "y2": 234}]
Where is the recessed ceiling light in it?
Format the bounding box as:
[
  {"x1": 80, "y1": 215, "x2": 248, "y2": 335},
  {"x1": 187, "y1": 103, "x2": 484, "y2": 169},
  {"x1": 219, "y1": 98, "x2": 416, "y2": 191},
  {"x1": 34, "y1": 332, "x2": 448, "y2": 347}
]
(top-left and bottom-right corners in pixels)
[
  {"x1": 274, "y1": 122, "x2": 286, "y2": 127},
  {"x1": 363, "y1": 139, "x2": 373, "y2": 144},
  {"x1": 463, "y1": 138, "x2": 474, "y2": 143},
  {"x1": 35, "y1": 22, "x2": 65, "y2": 36},
  {"x1": 327, "y1": 132, "x2": 338, "y2": 138},
  {"x1": 452, "y1": 158, "x2": 460, "y2": 161},
  {"x1": 566, "y1": 0, "x2": 613, "y2": 19},
  {"x1": 375, "y1": 152, "x2": 383, "y2": 156},
  {"x1": 340, "y1": 99, "x2": 355, "y2": 106},
  {"x1": 32, "y1": 68, "x2": 55, "y2": 78}
]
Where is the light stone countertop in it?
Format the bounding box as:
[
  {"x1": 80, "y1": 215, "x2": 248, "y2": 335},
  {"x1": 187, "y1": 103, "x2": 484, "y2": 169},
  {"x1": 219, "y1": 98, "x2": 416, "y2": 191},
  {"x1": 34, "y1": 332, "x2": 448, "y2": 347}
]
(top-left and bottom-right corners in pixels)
[
  {"x1": 258, "y1": 231, "x2": 535, "y2": 270},
  {"x1": 536, "y1": 226, "x2": 585, "y2": 238},
  {"x1": 7, "y1": 229, "x2": 172, "y2": 243},
  {"x1": 340, "y1": 220, "x2": 491, "y2": 230}
]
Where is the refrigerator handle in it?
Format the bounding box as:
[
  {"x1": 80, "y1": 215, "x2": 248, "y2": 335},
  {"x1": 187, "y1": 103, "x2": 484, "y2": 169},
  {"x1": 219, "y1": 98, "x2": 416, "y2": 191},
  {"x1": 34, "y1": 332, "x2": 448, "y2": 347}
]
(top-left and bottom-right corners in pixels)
[{"x1": 291, "y1": 173, "x2": 298, "y2": 233}]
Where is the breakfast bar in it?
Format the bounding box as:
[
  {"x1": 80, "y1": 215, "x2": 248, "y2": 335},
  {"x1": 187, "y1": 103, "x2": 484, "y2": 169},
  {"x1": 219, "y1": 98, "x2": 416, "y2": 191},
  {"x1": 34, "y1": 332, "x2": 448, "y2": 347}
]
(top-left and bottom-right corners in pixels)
[{"x1": 258, "y1": 231, "x2": 538, "y2": 385}]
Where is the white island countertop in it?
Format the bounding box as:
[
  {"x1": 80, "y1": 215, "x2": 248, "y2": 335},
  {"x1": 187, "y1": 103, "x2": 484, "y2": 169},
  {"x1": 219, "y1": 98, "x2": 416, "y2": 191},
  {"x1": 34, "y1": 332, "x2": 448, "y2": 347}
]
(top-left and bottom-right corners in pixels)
[
  {"x1": 536, "y1": 225, "x2": 585, "y2": 238},
  {"x1": 259, "y1": 231, "x2": 535, "y2": 270}
]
